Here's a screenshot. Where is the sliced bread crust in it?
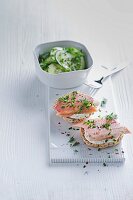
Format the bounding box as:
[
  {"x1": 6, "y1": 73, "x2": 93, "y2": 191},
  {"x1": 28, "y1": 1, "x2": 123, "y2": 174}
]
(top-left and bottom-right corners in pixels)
[
  {"x1": 80, "y1": 128, "x2": 124, "y2": 149},
  {"x1": 63, "y1": 117, "x2": 84, "y2": 124}
]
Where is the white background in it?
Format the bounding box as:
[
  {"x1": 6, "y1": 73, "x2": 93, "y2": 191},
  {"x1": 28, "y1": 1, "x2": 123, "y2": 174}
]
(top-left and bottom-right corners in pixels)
[{"x1": 0, "y1": 0, "x2": 133, "y2": 199}]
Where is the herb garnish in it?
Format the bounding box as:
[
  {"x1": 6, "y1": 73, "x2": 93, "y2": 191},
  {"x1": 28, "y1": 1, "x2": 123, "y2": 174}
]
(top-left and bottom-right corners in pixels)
[
  {"x1": 72, "y1": 91, "x2": 78, "y2": 95},
  {"x1": 100, "y1": 98, "x2": 107, "y2": 108},
  {"x1": 106, "y1": 113, "x2": 117, "y2": 121},
  {"x1": 59, "y1": 95, "x2": 69, "y2": 102},
  {"x1": 82, "y1": 99, "x2": 92, "y2": 108},
  {"x1": 115, "y1": 149, "x2": 118, "y2": 151},
  {"x1": 84, "y1": 120, "x2": 96, "y2": 128},
  {"x1": 102, "y1": 123, "x2": 111, "y2": 130},
  {"x1": 68, "y1": 137, "x2": 75, "y2": 143},
  {"x1": 74, "y1": 149, "x2": 78, "y2": 153},
  {"x1": 77, "y1": 98, "x2": 93, "y2": 113},
  {"x1": 71, "y1": 141, "x2": 80, "y2": 147},
  {"x1": 68, "y1": 136, "x2": 80, "y2": 147}
]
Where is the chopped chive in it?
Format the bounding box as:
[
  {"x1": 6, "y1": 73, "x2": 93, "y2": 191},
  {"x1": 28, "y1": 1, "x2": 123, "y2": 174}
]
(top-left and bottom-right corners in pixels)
[
  {"x1": 71, "y1": 141, "x2": 80, "y2": 147},
  {"x1": 102, "y1": 123, "x2": 111, "y2": 130},
  {"x1": 106, "y1": 113, "x2": 117, "y2": 121},
  {"x1": 68, "y1": 137, "x2": 75, "y2": 143},
  {"x1": 100, "y1": 98, "x2": 107, "y2": 108}
]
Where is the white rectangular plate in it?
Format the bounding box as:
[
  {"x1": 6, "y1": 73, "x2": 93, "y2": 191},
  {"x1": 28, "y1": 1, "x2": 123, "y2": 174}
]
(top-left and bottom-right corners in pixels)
[{"x1": 48, "y1": 75, "x2": 125, "y2": 164}]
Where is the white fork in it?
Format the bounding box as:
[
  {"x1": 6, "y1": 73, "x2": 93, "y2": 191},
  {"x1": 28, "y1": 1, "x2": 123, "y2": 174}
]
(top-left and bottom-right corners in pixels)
[{"x1": 84, "y1": 62, "x2": 128, "y2": 89}]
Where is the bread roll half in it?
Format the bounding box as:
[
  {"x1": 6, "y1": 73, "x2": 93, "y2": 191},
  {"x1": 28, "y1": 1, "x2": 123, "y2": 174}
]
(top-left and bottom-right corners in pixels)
[{"x1": 80, "y1": 128, "x2": 124, "y2": 149}]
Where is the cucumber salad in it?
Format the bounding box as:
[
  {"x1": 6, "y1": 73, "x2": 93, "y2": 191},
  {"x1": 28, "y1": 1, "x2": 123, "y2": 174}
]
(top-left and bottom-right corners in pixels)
[{"x1": 38, "y1": 47, "x2": 85, "y2": 74}]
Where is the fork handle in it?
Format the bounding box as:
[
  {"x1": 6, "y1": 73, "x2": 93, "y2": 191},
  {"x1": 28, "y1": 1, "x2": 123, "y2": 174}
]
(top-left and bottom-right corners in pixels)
[{"x1": 103, "y1": 65, "x2": 127, "y2": 79}]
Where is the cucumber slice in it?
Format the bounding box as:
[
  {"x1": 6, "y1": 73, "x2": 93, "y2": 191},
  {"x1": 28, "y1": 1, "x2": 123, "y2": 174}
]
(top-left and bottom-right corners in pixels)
[
  {"x1": 39, "y1": 47, "x2": 85, "y2": 72},
  {"x1": 39, "y1": 52, "x2": 49, "y2": 62},
  {"x1": 80, "y1": 56, "x2": 85, "y2": 70},
  {"x1": 56, "y1": 50, "x2": 73, "y2": 71},
  {"x1": 65, "y1": 47, "x2": 85, "y2": 70},
  {"x1": 39, "y1": 53, "x2": 50, "y2": 70},
  {"x1": 73, "y1": 56, "x2": 85, "y2": 70},
  {"x1": 48, "y1": 63, "x2": 65, "y2": 74},
  {"x1": 65, "y1": 47, "x2": 84, "y2": 57},
  {"x1": 50, "y1": 47, "x2": 63, "y2": 56},
  {"x1": 56, "y1": 48, "x2": 85, "y2": 71},
  {"x1": 66, "y1": 48, "x2": 85, "y2": 70},
  {"x1": 41, "y1": 55, "x2": 57, "y2": 69}
]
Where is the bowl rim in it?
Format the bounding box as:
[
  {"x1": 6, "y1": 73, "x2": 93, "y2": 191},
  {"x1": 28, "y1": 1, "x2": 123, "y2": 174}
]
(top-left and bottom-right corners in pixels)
[{"x1": 33, "y1": 40, "x2": 93, "y2": 76}]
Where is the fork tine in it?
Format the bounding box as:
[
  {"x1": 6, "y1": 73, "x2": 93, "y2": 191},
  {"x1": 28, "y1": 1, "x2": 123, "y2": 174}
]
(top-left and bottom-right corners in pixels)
[
  {"x1": 84, "y1": 85, "x2": 95, "y2": 96},
  {"x1": 88, "y1": 87, "x2": 92, "y2": 94},
  {"x1": 89, "y1": 88, "x2": 98, "y2": 97}
]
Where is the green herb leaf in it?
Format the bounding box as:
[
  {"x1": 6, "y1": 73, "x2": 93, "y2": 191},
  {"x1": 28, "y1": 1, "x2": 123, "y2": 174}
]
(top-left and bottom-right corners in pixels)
[
  {"x1": 84, "y1": 120, "x2": 96, "y2": 128},
  {"x1": 72, "y1": 141, "x2": 80, "y2": 146},
  {"x1": 102, "y1": 123, "x2": 111, "y2": 130},
  {"x1": 68, "y1": 137, "x2": 75, "y2": 143},
  {"x1": 74, "y1": 149, "x2": 78, "y2": 153},
  {"x1": 106, "y1": 113, "x2": 117, "y2": 120},
  {"x1": 100, "y1": 98, "x2": 107, "y2": 107}
]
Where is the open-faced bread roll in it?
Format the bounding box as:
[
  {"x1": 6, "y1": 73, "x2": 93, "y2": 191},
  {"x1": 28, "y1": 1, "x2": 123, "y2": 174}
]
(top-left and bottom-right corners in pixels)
[
  {"x1": 53, "y1": 91, "x2": 99, "y2": 124},
  {"x1": 75, "y1": 113, "x2": 130, "y2": 149}
]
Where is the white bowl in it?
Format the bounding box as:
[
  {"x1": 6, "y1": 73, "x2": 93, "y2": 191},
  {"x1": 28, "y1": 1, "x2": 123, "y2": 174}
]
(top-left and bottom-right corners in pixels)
[{"x1": 33, "y1": 40, "x2": 93, "y2": 89}]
